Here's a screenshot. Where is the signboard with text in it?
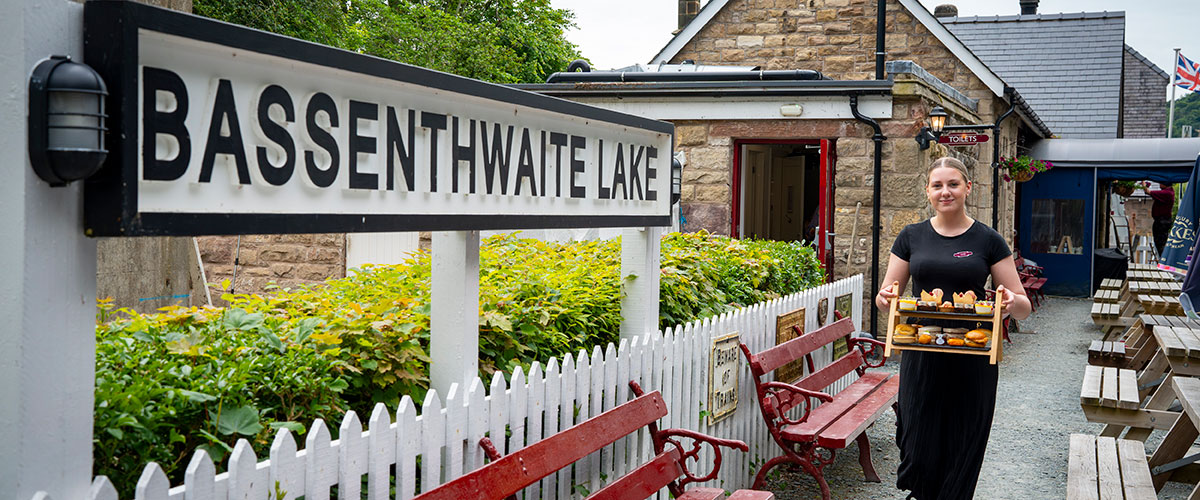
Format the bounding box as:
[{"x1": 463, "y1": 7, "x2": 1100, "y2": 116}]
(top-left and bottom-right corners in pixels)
[
  {"x1": 938, "y1": 133, "x2": 990, "y2": 146},
  {"x1": 83, "y1": 2, "x2": 673, "y2": 236},
  {"x1": 708, "y1": 332, "x2": 741, "y2": 425}
]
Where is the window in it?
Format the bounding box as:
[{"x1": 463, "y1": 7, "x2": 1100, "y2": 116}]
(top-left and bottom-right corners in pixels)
[{"x1": 1030, "y1": 198, "x2": 1085, "y2": 254}]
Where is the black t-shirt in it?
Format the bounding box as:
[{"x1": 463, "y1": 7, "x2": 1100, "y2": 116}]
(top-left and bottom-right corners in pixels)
[{"x1": 891, "y1": 219, "x2": 1012, "y2": 300}]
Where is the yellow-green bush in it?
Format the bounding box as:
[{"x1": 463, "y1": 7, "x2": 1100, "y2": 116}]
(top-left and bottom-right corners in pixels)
[{"x1": 94, "y1": 232, "x2": 822, "y2": 493}]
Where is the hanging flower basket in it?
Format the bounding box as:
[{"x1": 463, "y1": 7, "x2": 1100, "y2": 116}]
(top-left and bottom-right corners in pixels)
[
  {"x1": 999, "y1": 155, "x2": 1052, "y2": 183},
  {"x1": 1111, "y1": 180, "x2": 1140, "y2": 197}
]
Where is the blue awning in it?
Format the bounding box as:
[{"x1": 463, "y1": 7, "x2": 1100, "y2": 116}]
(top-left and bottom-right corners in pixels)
[{"x1": 1095, "y1": 167, "x2": 1193, "y2": 183}]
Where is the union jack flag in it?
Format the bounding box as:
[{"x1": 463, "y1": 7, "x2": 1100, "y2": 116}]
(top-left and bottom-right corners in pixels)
[{"x1": 1177, "y1": 52, "x2": 1200, "y2": 91}]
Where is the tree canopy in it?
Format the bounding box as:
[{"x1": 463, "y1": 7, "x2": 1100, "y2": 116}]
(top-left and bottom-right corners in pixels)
[
  {"x1": 1170, "y1": 90, "x2": 1200, "y2": 138},
  {"x1": 192, "y1": 0, "x2": 584, "y2": 84}
]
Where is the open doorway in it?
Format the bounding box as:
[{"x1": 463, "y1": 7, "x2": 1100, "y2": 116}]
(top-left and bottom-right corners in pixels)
[{"x1": 733, "y1": 139, "x2": 833, "y2": 275}]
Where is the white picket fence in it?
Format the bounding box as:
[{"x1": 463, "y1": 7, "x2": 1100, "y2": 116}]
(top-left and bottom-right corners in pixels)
[{"x1": 64, "y1": 275, "x2": 864, "y2": 500}]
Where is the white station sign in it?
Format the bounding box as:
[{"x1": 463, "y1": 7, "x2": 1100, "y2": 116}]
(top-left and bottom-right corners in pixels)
[{"x1": 83, "y1": 2, "x2": 673, "y2": 236}]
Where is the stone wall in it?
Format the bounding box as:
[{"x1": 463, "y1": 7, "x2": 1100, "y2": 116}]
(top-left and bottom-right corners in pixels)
[
  {"x1": 1122, "y1": 47, "x2": 1168, "y2": 138},
  {"x1": 197, "y1": 234, "x2": 346, "y2": 302}
]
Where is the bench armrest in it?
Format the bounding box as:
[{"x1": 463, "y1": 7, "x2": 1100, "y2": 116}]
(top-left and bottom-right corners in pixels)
[
  {"x1": 848, "y1": 336, "x2": 887, "y2": 368},
  {"x1": 760, "y1": 381, "x2": 833, "y2": 425},
  {"x1": 656, "y1": 428, "x2": 749, "y2": 494}
]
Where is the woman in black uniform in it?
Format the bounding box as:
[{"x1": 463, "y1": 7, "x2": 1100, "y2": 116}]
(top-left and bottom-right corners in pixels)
[{"x1": 875, "y1": 157, "x2": 1032, "y2": 499}]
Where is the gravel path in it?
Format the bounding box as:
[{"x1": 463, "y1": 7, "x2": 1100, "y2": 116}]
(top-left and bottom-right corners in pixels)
[{"x1": 762, "y1": 296, "x2": 1192, "y2": 499}]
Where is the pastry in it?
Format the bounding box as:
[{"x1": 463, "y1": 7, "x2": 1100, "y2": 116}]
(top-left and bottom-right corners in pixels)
[
  {"x1": 898, "y1": 298, "x2": 918, "y2": 311},
  {"x1": 974, "y1": 301, "x2": 994, "y2": 315},
  {"x1": 952, "y1": 291, "x2": 977, "y2": 305},
  {"x1": 947, "y1": 338, "x2": 966, "y2": 347},
  {"x1": 917, "y1": 301, "x2": 939, "y2": 312},
  {"x1": 938, "y1": 301, "x2": 955, "y2": 312},
  {"x1": 918, "y1": 333, "x2": 933, "y2": 344},
  {"x1": 920, "y1": 288, "x2": 945, "y2": 303},
  {"x1": 954, "y1": 303, "x2": 974, "y2": 314},
  {"x1": 895, "y1": 324, "x2": 917, "y2": 336}
]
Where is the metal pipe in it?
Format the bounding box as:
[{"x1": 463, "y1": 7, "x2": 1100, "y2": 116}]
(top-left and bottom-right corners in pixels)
[
  {"x1": 850, "y1": 94, "x2": 886, "y2": 337},
  {"x1": 545, "y1": 69, "x2": 825, "y2": 84},
  {"x1": 876, "y1": 0, "x2": 886, "y2": 79},
  {"x1": 991, "y1": 86, "x2": 1017, "y2": 229}
]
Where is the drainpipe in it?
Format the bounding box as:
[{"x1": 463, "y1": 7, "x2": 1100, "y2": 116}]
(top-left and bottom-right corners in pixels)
[
  {"x1": 850, "y1": 94, "x2": 886, "y2": 337},
  {"x1": 875, "y1": 0, "x2": 886, "y2": 80},
  {"x1": 991, "y1": 87, "x2": 1017, "y2": 229}
]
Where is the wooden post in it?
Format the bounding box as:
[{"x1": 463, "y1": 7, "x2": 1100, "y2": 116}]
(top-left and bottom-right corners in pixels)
[
  {"x1": 620, "y1": 227, "x2": 662, "y2": 341},
  {"x1": 0, "y1": 1, "x2": 98, "y2": 498},
  {"x1": 430, "y1": 231, "x2": 481, "y2": 397}
]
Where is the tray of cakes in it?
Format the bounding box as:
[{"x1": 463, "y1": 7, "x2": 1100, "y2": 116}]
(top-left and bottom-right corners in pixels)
[{"x1": 884, "y1": 284, "x2": 1005, "y2": 364}]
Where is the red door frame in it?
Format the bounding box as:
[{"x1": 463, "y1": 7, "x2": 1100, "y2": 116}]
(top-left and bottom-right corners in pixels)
[{"x1": 730, "y1": 139, "x2": 835, "y2": 280}]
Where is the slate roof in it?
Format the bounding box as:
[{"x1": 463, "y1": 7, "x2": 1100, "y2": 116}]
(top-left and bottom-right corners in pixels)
[{"x1": 942, "y1": 12, "x2": 1126, "y2": 139}]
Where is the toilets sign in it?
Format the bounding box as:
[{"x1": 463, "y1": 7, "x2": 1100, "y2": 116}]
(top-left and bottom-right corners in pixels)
[{"x1": 82, "y1": 2, "x2": 673, "y2": 236}]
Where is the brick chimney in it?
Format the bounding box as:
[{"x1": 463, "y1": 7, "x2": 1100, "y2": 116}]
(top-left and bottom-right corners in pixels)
[
  {"x1": 934, "y1": 4, "x2": 958, "y2": 18},
  {"x1": 1020, "y1": 0, "x2": 1038, "y2": 15},
  {"x1": 679, "y1": 0, "x2": 700, "y2": 30}
]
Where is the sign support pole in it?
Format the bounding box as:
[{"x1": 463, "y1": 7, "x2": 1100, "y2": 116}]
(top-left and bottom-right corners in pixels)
[
  {"x1": 0, "y1": 1, "x2": 97, "y2": 498},
  {"x1": 430, "y1": 231, "x2": 481, "y2": 397},
  {"x1": 620, "y1": 227, "x2": 662, "y2": 341}
]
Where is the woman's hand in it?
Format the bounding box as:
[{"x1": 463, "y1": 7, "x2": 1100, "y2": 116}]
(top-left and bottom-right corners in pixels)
[
  {"x1": 998, "y1": 285, "x2": 1016, "y2": 312},
  {"x1": 875, "y1": 280, "x2": 900, "y2": 309}
]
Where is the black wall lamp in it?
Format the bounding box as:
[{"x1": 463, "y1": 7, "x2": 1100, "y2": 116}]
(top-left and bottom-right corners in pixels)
[
  {"x1": 915, "y1": 106, "x2": 947, "y2": 150},
  {"x1": 28, "y1": 55, "x2": 108, "y2": 187}
]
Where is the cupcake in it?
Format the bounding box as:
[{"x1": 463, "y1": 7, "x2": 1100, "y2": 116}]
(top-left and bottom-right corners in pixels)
[
  {"x1": 898, "y1": 298, "x2": 918, "y2": 311},
  {"x1": 938, "y1": 301, "x2": 955, "y2": 313},
  {"x1": 974, "y1": 301, "x2": 994, "y2": 315}
]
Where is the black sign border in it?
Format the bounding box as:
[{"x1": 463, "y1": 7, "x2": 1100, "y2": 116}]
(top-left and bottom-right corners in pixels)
[{"x1": 83, "y1": 0, "x2": 674, "y2": 236}]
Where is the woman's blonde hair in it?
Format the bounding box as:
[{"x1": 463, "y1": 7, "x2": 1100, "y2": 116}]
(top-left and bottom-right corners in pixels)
[{"x1": 928, "y1": 156, "x2": 969, "y2": 184}]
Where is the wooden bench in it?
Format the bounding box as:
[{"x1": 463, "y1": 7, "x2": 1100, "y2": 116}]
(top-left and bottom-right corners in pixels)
[
  {"x1": 414, "y1": 381, "x2": 772, "y2": 500},
  {"x1": 738, "y1": 317, "x2": 898, "y2": 499},
  {"x1": 1088, "y1": 340, "x2": 1128, "y2": 368},
  {"x1": 1067, "y1": 434, "x2": 1156, "y2": 499}
]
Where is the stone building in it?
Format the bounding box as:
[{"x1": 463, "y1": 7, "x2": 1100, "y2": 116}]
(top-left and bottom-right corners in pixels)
[{"x1": 519, "y1": 0, "x2": 1053, "y2": 330}]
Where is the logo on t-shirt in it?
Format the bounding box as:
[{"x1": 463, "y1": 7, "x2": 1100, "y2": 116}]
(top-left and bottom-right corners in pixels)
[{"x1": 953, "y1": 251, "x2": 973, "y2": 258}]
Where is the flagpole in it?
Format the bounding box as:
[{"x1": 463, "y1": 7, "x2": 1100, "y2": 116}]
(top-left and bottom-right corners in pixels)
[{"x1": 1170, "y1": 47, "x2": 1180, "y2": 138}]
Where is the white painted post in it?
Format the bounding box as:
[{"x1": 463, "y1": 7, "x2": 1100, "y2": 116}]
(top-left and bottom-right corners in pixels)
[
  {"x1": 620, "y1": 226, "x2": 662, "y2": 340},
  {"x1": 430, "y1": 230, "x2": 481, "y2": 396},
  {"x1": 0, "y1": 1, "x2": 97, "y2": 499}
]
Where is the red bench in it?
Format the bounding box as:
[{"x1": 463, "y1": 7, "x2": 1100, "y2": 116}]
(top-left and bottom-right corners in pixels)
[
  {"x1": 414, "y1": 381, "x2": 773, "y2": 500},
  {"x1": 738, "y1": 316, "x2": 899, "y2": 499},
  {"x1": 1014, "y1": 252, "x2": 1047, "y2": 308}
]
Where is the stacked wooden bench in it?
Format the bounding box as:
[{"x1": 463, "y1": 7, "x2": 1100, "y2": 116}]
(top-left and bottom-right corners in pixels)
[
  {"x1": 1092, "y1": 279, "x2": 1125, "y2": 339},
  {"x1": 739, "y1": 316, "x2": 898, "y2": 500},
  {"x1": 415, "y1": 381, "x2": 773, "y2": 500}
]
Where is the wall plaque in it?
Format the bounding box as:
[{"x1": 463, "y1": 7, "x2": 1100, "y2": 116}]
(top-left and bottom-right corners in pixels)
[
  {"x1": 833, "y1": 293, "x2": 854, "y2": 359},
  {"x1": 775, "y1": 308, "x2": 806, "y2": 384},
  {"x1": 708, "y1": 332, "x2": 741, "y2": 425}
]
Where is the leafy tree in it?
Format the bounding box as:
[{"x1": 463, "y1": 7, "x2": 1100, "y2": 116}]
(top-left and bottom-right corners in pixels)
[
  {"x1": 192, "y1": 0, "x2": 584, "y2": 83},
  {"x1": 1169, "y1": 90, "x2": 1200, "y2": 137}
]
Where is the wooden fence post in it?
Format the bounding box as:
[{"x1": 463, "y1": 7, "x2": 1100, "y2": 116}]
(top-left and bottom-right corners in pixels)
[
  {"x1": 621, "y1": 226, "x2": 662, "y2": 340},
  {"x1": 430, "y1": 230, "x2": 481, "y2": 397},
  {"x1": 0, "y1": 2, "x2": 98, "y2": 499}
]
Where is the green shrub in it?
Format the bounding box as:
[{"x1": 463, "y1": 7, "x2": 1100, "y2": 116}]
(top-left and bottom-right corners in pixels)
[{"x1": 93, "y1": 232, "x2": 823, "y2": 493}]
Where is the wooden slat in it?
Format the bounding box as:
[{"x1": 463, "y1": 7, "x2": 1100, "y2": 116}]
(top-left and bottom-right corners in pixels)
[
  {"x1": 1116, "y1": 438, "x2": 1156, "y2": 499},
  {"x1": 1067, "y1": 434, "x2": 1100, "y2": 500},
  {"x1": 1081, "y1": 365, "x2": 1103, "y2": 406},
  {"x1": 1095, "y1": 436, "x2": 1123, "y2": 500},
  {"x1": 1117, "y1": 369, "x2": 1139, "y2": 410},
  {"x1": 1100, "y1": 367, "x2": 1120, "y2": 409},
  {"x1": 1111, "y1": 342, "x2": 1126, "y2": 357},
  {"x1": 751, "y1": 317, "x2": 855, "y2": 374},
  {"x1": 1156, "y1": 326, "x2": 1189, "y2": 357},
  {"x1": 588, "y1": 448, "x2": 684, "y2": 500},
  {"x1": 1176, "y1": 327, "x2": 1200, "y2": 359},
  {"x1": 815, "y1": 375, "x2": 901, "y2": 449},
  {"x1": 794, "y1": 349, "x2": 865, "y2": 395},
  {"x1": 1089, "y1": 340, "x2": 1104, "y2": 355},
  {"x1": 1173, "y1": 377, "x2": 1200, "y2": 430}
]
